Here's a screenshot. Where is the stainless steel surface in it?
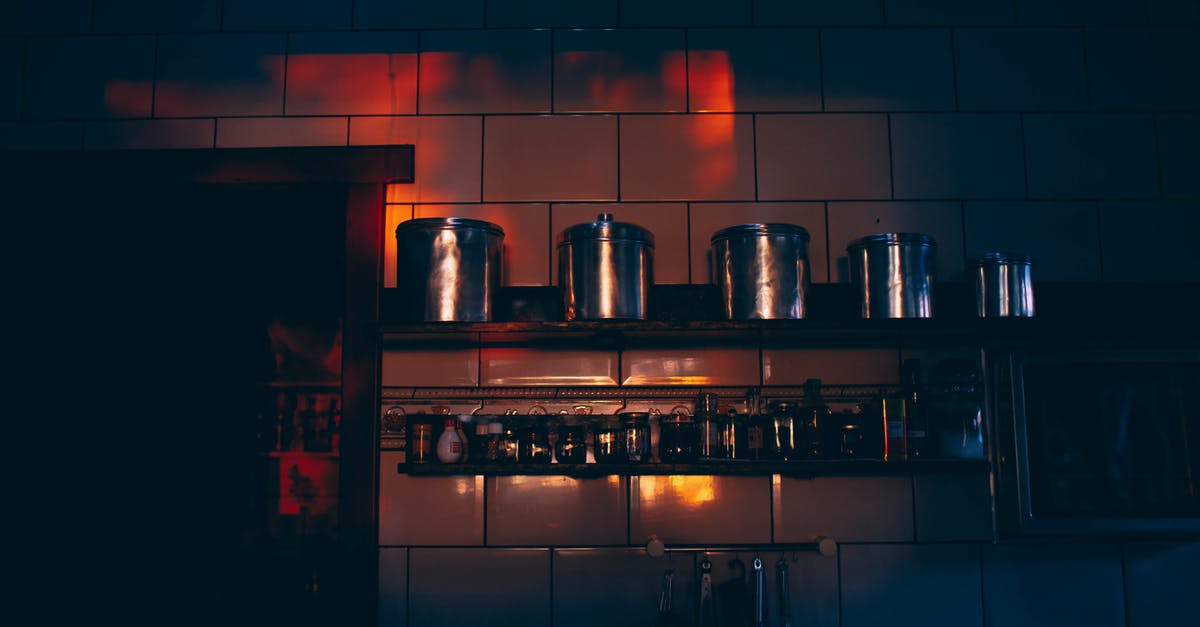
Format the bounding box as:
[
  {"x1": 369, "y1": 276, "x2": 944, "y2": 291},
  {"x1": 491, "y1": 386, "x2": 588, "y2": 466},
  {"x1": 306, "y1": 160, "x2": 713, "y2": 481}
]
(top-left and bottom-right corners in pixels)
[
  {"x1": 558, "y1": 213, "x2": 654, "y2": 320},
  {"x1": 847, "y1": 232, "x2": 936, "y2": 319},
  {"x1": 396, "y1": 217, "x2": 504, "y2": 322},
  {"x1": 975, "y1": 252, "x2": 1035, "y2": 317},
  {"x1": 711, "y1": 223, "x2": 812, "y2": 320}
]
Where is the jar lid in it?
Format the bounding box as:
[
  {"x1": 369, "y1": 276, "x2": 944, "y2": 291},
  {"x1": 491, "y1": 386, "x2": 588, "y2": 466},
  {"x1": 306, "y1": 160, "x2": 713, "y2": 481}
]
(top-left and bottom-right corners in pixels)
[
  {"x1": 711, "y1": 223, "x2": 810, "y2": 244},
  {"x1": 847, "y1": 232, "x2": 936, "y2": 251},
  {"x1": 618, "y1": 411, "x2": 650, "y2": 424},
  {"x1": 976, "y1": 251, "x2": 1033, "y2": 266},
  {"x1": 558, "y1": 213, "x2": 655, "y2": 246},
  {"x1": 396, "y1": 217, "x2": 505, "y2": 239}
]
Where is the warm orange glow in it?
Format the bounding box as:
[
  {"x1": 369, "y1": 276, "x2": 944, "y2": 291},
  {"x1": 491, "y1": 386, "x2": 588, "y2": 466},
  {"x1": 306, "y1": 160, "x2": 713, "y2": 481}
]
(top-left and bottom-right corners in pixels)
[
  {"x1": 638, "y1": 475, "x2": 717, "y2": 508},
  {"x1": 286, "y1": 52, "x2": 417, "y2": 114},
  {"x1": 689, "y1": 50, "x2": 735, "y2": 112},
  {"x1": 103, "y1": 80, "x2": 153, "y2": 116},
  {"x1": 553, "y1": 49, "x2": 686, "y2": 111},
  {"x1": 154, "y1": 55, "x2": 286, "y2": 116}
]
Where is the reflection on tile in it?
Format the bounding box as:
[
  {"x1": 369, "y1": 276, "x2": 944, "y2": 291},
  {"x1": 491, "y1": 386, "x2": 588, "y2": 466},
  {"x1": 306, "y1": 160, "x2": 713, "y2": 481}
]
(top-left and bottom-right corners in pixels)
[
  {"x1": 551, "y1": 203, "x2": 688, "y2": 284},
  {"x1": 982, "y1": 544, "x2": 1124, "y2": 627},
  {"x1": 85, "y1": 119, "x2": 215, "y2": 150},
  {"x1": 382, "y1": 349, "x2": 479, "y2": 387},
  {"x1": 756, "y1": 114, "x2": 891, "y2": 201},
  {"x1": 822, "y1": 29, "x2": 955, "y2": 111},
  {"x1": 419, "y1": 29, "x2": 551, "y2": 113},
  {"x1": 378, "y1": 548, "x2": 407, "y2": 627},
  {"x1": 954, "y1": 28, "x2": 1086, "y2": 111},
  {"x1": 763, "y1": 349, "x2": 899, "y2": 386},
  {"x1": 25, "y1": 36, "x2": 155, "y2": 119},
  {"x1": 286, "y1": 31, "x2": 417, "y2": 115},
  {"x1": 1124, "y1": 542, "x2": 1200, "y2": 627},
  {"x1": 705, "y1": 550, "x2": 839, "y2": 627},
  {"x1": 483, "y1": 115, "x2": 617, "y2": 201},
  {"x1": 554, "y1": 29, "x2": 686, "y2": 112},
  {"x1": 378, "y1": 455, "x2": 483, "y2": 545},
  {"x1": 215, "y1": 116, "x2": 347, "y2": 148},
  {"x1": 620, "y1": 114, "x2": 756, "y2": 201},
  {"x1": 913, "y1": 472, "x2": 993, "y2": 542},
  {"x1": 482, "y1": 348, "x2": 617, "y2": 386},
  {"x1": 689, "y1": 202, "x2": 828, "y2": 285},
  {"x1": 488, "y1": 0, "x2": 617, "y2": 27},
  {"x1": 754, "y1": 0, "x2": 884, "y2": 25},
  {"x1": 353, "y1": 116, "x2": 483, "y2": 203},
  {"x1": 488, "y1": 475, "x2": 626, "y2": 545},
  {"x1": 841, "y1": 544, "x2": 982, "y2": 627},
  {"x1": 689, "y1": 28, "x2": 820, "y2": 112},
  {"x1": 415, "y1": 204, "x2": 550, "y2": 286},
  {"x1": 964, "y1": 201, "x2": 1101, "y2": 281},
  {"x1": 623, "y1": 347, "x2": 760, "y2": 386},
  {"x1": 1098, "y1": 201, "x2": 1200, "y2": 281},
  {"x1": 554, "y1": 549, "x2": 695, "y2": 627},
  {"x1": 631, "y1": 475, "x2": 770, "y2": 544},
  {"x1": 409, "y1": 548, "x2": 550, "y2": 627},
  {"x1": 155, "y1": 33, "x2": 286, "y2": 117},
  {"x1": 382, "y1": 204, "x2": 413, "y2": 288},
  {"x1": 774, "y1": 476, "x2": 913, "y2": 542},
  {"x1": 827, "y1": 201, "x2": 966, "y2": 283},
  {"x1": 891, "y1": 114, "x2": 1025, "y2": 199},
  {"x1": 1023, "y1": 114, "x2": 1158, "y2": 199}
]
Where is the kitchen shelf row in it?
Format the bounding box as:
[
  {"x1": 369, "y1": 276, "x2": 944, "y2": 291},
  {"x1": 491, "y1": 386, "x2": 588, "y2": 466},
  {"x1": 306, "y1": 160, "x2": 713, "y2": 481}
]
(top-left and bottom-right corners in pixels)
[{"x1": 394, "y1": 459, "x2": 988, "y2": 478}]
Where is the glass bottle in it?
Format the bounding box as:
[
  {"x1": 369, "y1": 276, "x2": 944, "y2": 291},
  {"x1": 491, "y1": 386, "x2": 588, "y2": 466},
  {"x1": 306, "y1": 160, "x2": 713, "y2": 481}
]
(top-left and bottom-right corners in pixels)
[
  {"x1": 498, "y1": 420, "x2": 519, "y2": 463},
  {"x1": 436, "y1": 419, "x2": 465, "y2": 464},
  {"x1": 931, "y1": 360, "x2": 985, "y2": 459},
  {"x1": 902, "y1": 359, "x2": 930, "y2": 458},
  {"x1": 694, "y1": 393, "x2": 724, "y2": 460},
  {"x1": 621, "y1": 413, "x2": 650, "y2": 463},
  {"x1": 744, "y1": 392, "x2": 774, "y2": 461},
  {"x1": 659, "y1": 411, "x2": 699, "y2": 463},
  {"x1": 555, "y1": 420, "x2": 588, "y2": 464},
  {"x1": 594, "y1": 417, "x2": 624, "y2": 463},
  {"x1": 519, "y1": 420, "x2": 552, "y2": 464},
  {"x1": 720, "y1": 408, "x2": 743, "y2": 460},
  {"x1": 485, "y1": 421, "x2": 503, "y2": 462},
  {"x1": 797, "y1": 378, "x2": 831, "y2": 459}
]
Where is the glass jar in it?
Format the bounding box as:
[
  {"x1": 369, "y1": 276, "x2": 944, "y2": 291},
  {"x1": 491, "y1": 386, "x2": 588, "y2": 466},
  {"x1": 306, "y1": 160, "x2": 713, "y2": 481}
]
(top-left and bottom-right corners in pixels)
[
  {"x1": 555, "y1": 422, "x2": 588, "y2": 464},
  {"x1": 518, "y1": 421, "x2": 552, "y2": 464},
  {"x1": 659, "y1": 414, "x2": 699, "y2": 463},
  {"x1": 498, "y1": 422, "x2": 519, "y2": 463},
  {"x1": 694, "y1": 393, "x2": 725, "y2": 460},
  {"x1": 408, "y1": 420, "x2": 433, "y2": 464},
  {"x1": 796, "y1": 379, "x2": 832, "y2": 459},
  {"x1": 620, "y1": 413, "x2": 650, "y2": 463},
  {"x1": 930, "y1": 360, "x2": 984, "y2": 459},
  {"x1": 719, "y1": 409, "x2": 743, "y2": 460},
  {"x1": 594, "y1": 417, "x2": 624, "y2": 463},
  {"x1": 768, "y1": 401, "x2": 799, "y2": 460}
]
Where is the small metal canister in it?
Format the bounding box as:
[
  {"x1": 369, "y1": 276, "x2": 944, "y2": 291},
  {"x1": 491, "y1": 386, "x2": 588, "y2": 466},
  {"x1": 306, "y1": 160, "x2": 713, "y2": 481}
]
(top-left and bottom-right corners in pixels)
[
  {"x1": 847, "y1": 232, "x2": 937, "y2": 319},
  {"x1": 975, "y1": 252, "x2": 1035, "y2": 317},
  {"x1": 711, "y1": 223, "x2": 812, "y2": 319},
  {"x1": 395, "y1": 218, "x2": 505, "y2": 322},
  {"x1": 558, "y1": 213, "x2": 654, "y2": 320}
]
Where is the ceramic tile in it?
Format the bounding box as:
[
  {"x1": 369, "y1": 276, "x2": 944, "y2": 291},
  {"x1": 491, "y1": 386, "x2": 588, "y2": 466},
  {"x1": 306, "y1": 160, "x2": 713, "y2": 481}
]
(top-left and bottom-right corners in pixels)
[
  {"x1": 286, "y1": 31, "x2": 417, "y2": 116},
  {"x1": 84, "y1": 119, "x2": 215, "y2": 150},
  {"x1": 378, "y1": 454, "x2": 484, "y2": 545},
  {"x1": 1098, "y1": 201, "x2": 1200, "y2": 281},
  {"x1": 1124, "y1": 542, "x2": 1200, "y2": 627},
  {"x1": 487, "y1": 475, "x2": 627, "y2": 545},
  {"x1": 1087, "y1": 27, "x2": 1200, "y2": 110},
  {"x1": 215, "y1": 117, "x2": 347, "y2": 148},
  {"x1": 618, "y1": 0, "x2": 753, "y2": 26},
  {"x1": 0, "y1": 121, "x2": 82, "y2": 150},
  {"x1": 1148, "y1": 0, "x2": 1200, "y2": 23},
  {"x1": 955, "y1": 28, "x2": 1087, "y2": 111},
  {"x1": 773, "y1": 476, "x2": 914, "y2": 542},
  {"x1": 24, "y1": 36, "x2": 155, "y2": 119},
  {"x1": 488, "y1": 0, "x2": 617, "y2": 26},
  {"x1": 620, "y1": 114, "x2": 756, "y2": 201},
  {"x1": 554, "y1": 29, "x2": 686, "y2": 112},
  {"x1": 1, "y1": 39, "x2": 21, "y2": 119},
  {"x1": 982, "y1": 544, "x2": 1125, "y2": 627},
  {"x1": 415, "y1": 204, "x2": 551, "y2": 286},
  {"x1": 964, "y1": 201, "x2": 1101, "y2": 281},
  {"x1": 352, "y1": 116, "x2": 483, "y2": 204},
  {"x1": 551, "y1": 203, "x2": 689, "y2": 284},
  {"x1": 891, "y1": 114, "x2": 1025, "y2": 199},
  {"x1": 913, "y1": 472, "x2": 993, "y2": 542},
  {"x1": 155, "y1": 33, "x2": 286, "y2": 117},
  {"x1": 623, "y1": 347, "x2": 760, "y2": 386},
  {"x1": 1023, "y1": 113, "x2": 1158, "y2": 199},
  {"x1": 481, "y1": 348, "x2": 618, "y2": 386},
  {"x1": 688, "y1": 28, "x2": 820, "y2": 112},
  {"x1": 1157, "y1": 114, "x2": 1200, "y2": 198},
  {"x1": 382, "y1": 204, "x2": 413, "y2": 289},
  {"x1": 378, "y1": 548, "x2": 407, "y2": 627},
  {"x1": 703, "y1": 550, "x2": 839, "y2": 627},
  {"x1": 409, "y1": 548, "x2": 550, "y2": 627},
  {"x1": 223, "y1": 0, "x2": 350, "y2": 30},
  {"x1": 821, "y1": 29, "x2": 955, "y2": 111},
  {"x1": 1015, "y1": 0, "x2": 1148, "y2": 25},
  {"x1": 355, "y1": 0, "x2": 485, "y2": 28},
  {"x1": 762, "y1": 349, "x2": 900, "y2": 386},
  {"x1": 93, "y1": 0, "x2": 222, "y2": 33},
  {"x1": 1, "y1": 0, "x2": 91, "y2": 34},
  {"x1": 885, "y1": 0, "x2": 1013, "y2": 24},
  {"x1": 553, "y1": 549, "x2": 697, "y2": 627},
  {"x1": 631, "y1": 475, "x2": 771, "y2": 544},
  {"x1": 381, "y1": 348, "x2": 479, "y2": 387},
  {"x1": 419, "y1": 29, "x2": 551, "y2": 114},
  {"x1": 689, "y1": 202, "x2": 828, "y2": 285},
  {"x1": 483, "y1": 115, "x2": 618, "y2": 201},
  {"x1": 756, "y1": 114, "x2": 891, "y2": 201},
  {"x1": 827, "y1": 202, "x2": 966, "y2": 283},
  {"x1": 841, "y1": 544, "x2": 982, "y2": 627},
  {"x1": 753, "y1": 0, "x2": 883, "y2": 25}
]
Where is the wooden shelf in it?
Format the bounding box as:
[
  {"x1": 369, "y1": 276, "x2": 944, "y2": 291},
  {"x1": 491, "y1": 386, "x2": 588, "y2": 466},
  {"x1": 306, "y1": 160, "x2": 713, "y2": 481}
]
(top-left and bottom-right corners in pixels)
[{"x1": 398, "y1": 458, "x2": 987, "y2": 478}]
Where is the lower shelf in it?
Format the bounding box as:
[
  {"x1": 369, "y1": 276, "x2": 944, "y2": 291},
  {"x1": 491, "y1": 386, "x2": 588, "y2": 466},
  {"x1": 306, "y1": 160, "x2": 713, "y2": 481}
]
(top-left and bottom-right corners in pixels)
[{"x1": 399, "y1": 458, "x2": 987, "y2": 478}]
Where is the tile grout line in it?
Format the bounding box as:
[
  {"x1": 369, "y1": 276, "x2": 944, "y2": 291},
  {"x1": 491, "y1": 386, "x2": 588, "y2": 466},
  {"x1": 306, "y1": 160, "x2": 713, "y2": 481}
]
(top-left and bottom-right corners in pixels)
[
  {"x1": 415, "y1": 31, "x2": 422, "y2": 116},
  {"x1": 824, "y1": 202, "x2": 832, "y2": 283},
  {"x1": 751, "y1": 114, "x2": 760, "y2": 201},
  {"x1": 1119, "y1": 543, "x2": 1132, "y2": 627},
  {"x1": 978, "y1": 542, "x2": 988, "y2": 627},
  {"x1": 886, "y1": 114, "x2": 895, "y2": 200},
  {"x1": 817, "y1": 28, "x2": 826, "y2": 112},
  {"x1": 281, "y1": 32, "x2": 291, "y2": 116},
  {"x1": 150, "y1": 35, "x2": 160, "y2": 119}
]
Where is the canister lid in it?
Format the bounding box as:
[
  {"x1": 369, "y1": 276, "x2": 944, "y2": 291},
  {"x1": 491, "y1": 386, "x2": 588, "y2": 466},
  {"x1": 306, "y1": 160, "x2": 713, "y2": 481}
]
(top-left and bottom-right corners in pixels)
[
  {"x1": 558, "y1": 213, "x2": 655, "y2": 246},
  {"x1": 710, "y1": 223, "x2": 810, "y2": 244},
  {"x1": 976, "y1": 251, "x2": 1033, "y2": 266},
  {"x1": 396, "y1": 217, "x2": 505, "y2": 238},
  {"x1": 847, "y1": 232, "x2": 936, "y2": 250}
]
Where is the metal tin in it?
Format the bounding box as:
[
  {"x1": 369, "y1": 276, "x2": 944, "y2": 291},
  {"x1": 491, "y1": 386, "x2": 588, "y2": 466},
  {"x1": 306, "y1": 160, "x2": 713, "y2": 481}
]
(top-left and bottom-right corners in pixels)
[
  {"x1": 846, "y1": 232, "x2": 936, "y2": 319},
  {"x1": 711, "y1": 223, "x2": 812, "y2": 320},
  {"x1": 975, "y1": 252, "x2": 1035, "y2": 318},
  {"x1": 558, "y1": 213, "x2": 654, "y2": 320},
  {"x1": 396, "y1": 218, "x2": 505, "y2": 322}
]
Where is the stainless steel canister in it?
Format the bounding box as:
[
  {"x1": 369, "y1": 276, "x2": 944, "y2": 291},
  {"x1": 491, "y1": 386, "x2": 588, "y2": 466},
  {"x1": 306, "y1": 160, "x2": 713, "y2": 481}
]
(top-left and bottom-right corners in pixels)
[
  {"x1": 711, "y1": 223, "x2": 811, "y2": 319},
  {"x1": 558, "y1": 213, "x2": 654, "y2": 320},
  {"x1": 395, "y1": 218, "x2": 504, "y2": 322},
  {"x1": 846, "y1": 232, "x2": 937, "y2": 318},
  {"x1": 975, "y1": 252, "x2": 1035, "y2": 317}
]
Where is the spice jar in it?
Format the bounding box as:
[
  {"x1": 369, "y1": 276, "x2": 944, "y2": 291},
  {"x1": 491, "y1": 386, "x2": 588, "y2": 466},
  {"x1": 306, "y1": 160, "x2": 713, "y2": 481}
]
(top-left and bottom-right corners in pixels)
[
  {"x1": 768, "y1": 401, "x2": 799, "y2": 461},
  {"x1": 620, "y1": 412, "x2": 650, "y2": 463},
  {"x1": 594, "y1": 417, "x2": 624, "y2": 463},
  {"x1": 720, "y1": 408, "x2": 743, "y2": 460},
  {"x1": 659, "y1": 411, "x2": 699, "y2": 463},
  {"x1": 555, "y1": 421, "x2": 588, "y2": 464},
  {"x1": 694, "y1": 393, "x2": 724, "y2": 460},
  {"x1": 408, "y1": 418, "x2": 434, "y2": 464},
  {"x1": 518, "y1": 420, "x2": 552, "y2": 463},
  {"x1": 498, "y1": 421, "x2": 519, "y2": 463}
]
